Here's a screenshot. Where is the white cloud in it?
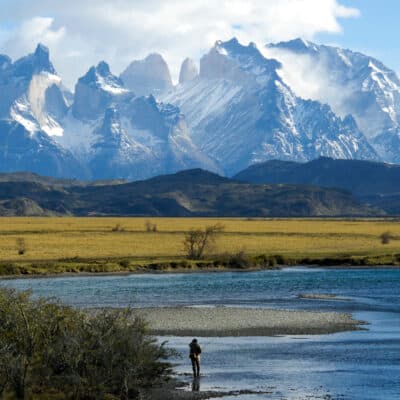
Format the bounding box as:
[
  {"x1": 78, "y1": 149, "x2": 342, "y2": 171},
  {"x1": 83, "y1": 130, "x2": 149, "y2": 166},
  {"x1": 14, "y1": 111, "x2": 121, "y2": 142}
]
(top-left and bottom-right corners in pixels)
[
  {"x1": 7, "y1": 17, "x2": 66, "y2": 55},
  {"x1": 263, "y1": 45, "x2": 353, "y2": 116},
  {"x1": 0, "y1": 0, "x2": 359, "y2": 89}
]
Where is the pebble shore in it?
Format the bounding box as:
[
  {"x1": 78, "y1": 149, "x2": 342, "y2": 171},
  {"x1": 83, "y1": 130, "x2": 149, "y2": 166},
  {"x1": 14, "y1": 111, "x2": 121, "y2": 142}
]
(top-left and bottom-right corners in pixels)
[{"x1": 136, "y1": 306, "x2": 363, "y2": 336}]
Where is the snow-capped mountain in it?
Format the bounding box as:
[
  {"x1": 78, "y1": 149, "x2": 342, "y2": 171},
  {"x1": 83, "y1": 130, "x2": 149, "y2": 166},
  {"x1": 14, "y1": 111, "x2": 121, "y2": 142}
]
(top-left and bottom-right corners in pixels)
[
  {"x1": 0, "y1": 44, "x2": 83, "y2": 177},
  {"x1": 72, "y1": 61, "x2": 131, "y2": 121},
  {"x1": 164, "y1": 38, "x2": 378, "y2": 175},
  {"x1": 0, "y1": 46, "x2": 217, "y2": 180},
  {"x1": 0, "y1": 39, "x2": 398, "y2": 181},
  {"x1": 266, "y1": 38, "x2": 400, "y2": 163},
  {"x1": 63, "y1": 60, "x2": 218, "y2": 179}
]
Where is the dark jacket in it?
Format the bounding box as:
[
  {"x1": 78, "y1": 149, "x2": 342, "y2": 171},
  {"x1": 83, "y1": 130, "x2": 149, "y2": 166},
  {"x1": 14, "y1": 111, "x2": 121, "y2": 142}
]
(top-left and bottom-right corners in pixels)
[{"x1": 189, "y1": 342, "x2": 202, "y2": 358}]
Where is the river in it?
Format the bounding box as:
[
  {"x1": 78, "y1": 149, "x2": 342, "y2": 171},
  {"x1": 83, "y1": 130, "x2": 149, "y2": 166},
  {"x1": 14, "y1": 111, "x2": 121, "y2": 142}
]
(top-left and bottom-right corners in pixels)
[{"x1": 1, "y1": 268, "x2": 399, "y2": 399}]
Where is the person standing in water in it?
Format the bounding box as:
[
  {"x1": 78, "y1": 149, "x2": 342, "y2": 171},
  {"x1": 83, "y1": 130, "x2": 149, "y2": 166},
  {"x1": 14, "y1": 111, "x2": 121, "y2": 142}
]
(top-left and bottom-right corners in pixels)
[{"x1": 189, "y1": 338, "x2": 202, "y2": 377}]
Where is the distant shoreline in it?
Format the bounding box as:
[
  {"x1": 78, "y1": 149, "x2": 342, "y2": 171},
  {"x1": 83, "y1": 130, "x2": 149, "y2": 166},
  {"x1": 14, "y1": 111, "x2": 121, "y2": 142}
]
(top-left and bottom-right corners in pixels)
[
  {"x1": 0, "y1": 264, "x2": 399, "y2": 280},
  {"x1": 0, "y1": 264, "x2": 399, "y2": 281}
]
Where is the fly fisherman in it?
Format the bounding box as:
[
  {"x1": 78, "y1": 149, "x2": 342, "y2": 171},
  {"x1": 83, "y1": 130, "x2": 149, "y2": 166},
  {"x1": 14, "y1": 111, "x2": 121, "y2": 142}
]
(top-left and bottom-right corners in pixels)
[{"x1": 189, "y1": 338, "x2": 202, "y2": 377}]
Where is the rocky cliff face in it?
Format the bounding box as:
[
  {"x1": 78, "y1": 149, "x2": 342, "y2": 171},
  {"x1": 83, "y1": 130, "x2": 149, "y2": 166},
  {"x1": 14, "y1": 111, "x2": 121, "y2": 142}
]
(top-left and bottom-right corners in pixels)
[
  {"x1": 179, "y1": 58, "x2": 199, "y2": 84},
  {"x1": 120, "y1": 53, "x2": 173, "y2": 96}
]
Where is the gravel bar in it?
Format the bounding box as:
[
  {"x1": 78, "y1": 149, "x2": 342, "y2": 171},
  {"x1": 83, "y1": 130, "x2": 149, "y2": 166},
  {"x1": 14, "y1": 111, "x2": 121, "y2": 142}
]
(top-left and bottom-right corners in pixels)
[{"x1": 135, "y1": 307, "x2": 364, "y2": 336}]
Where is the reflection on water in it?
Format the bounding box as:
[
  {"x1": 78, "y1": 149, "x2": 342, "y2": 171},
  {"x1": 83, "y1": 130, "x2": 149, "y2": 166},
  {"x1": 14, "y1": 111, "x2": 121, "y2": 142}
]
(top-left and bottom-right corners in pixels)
[
  {"x1": 191, "y1": 377, "x2": 200, "y2": 392},
  {"x1": 1, "y1": 268, "x2": 399, "y2": 399}
]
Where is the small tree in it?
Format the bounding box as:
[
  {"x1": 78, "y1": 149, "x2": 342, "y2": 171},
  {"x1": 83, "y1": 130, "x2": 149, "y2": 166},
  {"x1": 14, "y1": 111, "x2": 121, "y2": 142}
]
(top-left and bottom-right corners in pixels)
[
  {"x1": 16, "y1": 238, "x2": 25, "y2": 255},
  {"x1": 380, "y1": 231, "x2": 392, "y2": 245},
  {"x1": 183, "y1": 224, "x2": 224, "y2": 259}
]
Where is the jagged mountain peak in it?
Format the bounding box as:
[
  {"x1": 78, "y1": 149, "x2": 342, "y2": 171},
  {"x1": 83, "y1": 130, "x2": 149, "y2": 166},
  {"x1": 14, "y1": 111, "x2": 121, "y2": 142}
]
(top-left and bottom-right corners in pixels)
[
  {"x1": 215, "y1": 37, "x2": 257, "y2": 54},
  {"x1": 200, "y1": 37, "x2": 280, "y2": 83},
  {"x1": 72, "y1": 61, "x2": 129, "y2": 120},
  {"x1": 96, "y1": 61, "x2": 112, "y2": 76},
  {"x1": 34, "y1": 43, "x2": 50, "y2": 58},
  {"x1": 120, "y1": 52, "x2": 173, "y2": 96},
  {"x1": 79, "y1": 61, "x2": 125, "y2": 90},
  {"x1": 13, "y1": 43, "x2": 56, "y2": 77},
  {"x1": 179, "y1": 58, "x2": 198, "y2": 84},
  {"x1": 268, "y1": 37, "x2": 318, "y2": 53}
]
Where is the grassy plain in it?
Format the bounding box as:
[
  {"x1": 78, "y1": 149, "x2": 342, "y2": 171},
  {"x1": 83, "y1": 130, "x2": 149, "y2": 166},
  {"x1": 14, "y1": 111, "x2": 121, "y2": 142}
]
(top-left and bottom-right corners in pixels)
[{"x1": 0, "y1": 217, "x2": 399, "y2": 275}]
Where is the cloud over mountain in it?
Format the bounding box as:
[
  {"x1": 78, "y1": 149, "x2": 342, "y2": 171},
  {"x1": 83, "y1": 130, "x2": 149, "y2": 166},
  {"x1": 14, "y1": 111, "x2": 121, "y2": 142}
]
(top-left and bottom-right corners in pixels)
[{"x1": 0, "y1": 0, "x2": 359, "y2": 89}]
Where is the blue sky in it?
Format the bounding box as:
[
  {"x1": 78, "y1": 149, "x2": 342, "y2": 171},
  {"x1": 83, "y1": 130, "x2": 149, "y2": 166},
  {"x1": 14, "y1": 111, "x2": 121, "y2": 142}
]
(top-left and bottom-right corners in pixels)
[
  {"x1": 0, "y1": 1, "x2": 398, "y2": 88},
  {"x1": 316, "y1": 0, "x2": 400, "y2": 71}
]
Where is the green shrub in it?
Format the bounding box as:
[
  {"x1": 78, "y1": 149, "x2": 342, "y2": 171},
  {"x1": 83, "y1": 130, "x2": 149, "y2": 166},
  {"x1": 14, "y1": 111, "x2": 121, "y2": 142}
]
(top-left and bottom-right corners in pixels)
[
  {"x1": 380, "y1": 231, "x2": 392, "y2": 244},
  {"x1": 0, "y1": 288, "x2": 173, "y2": 399},
  {"x1": 119, "y1": 259, "x2": 131, "y2": 269}
]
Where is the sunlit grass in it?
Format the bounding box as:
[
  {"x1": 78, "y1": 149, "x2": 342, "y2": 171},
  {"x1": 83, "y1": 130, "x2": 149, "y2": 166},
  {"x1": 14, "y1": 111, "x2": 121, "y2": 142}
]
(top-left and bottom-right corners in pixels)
[{"x1": 1, "y1": 217, "x2": 399, "y2": 264}]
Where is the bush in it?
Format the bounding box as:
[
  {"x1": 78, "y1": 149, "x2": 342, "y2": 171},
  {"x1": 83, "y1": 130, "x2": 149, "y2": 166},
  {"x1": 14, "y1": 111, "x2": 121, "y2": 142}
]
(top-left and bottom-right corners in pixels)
[
  {"x1": 111, "y1": 224, "x2": 125, "y2": 232},
  {"x1": 119, "y1": 259, "x2": 131, "y2": 269},
  {"x1": 217, "y1": 251, "x2": 251, "y2": 269},
  {"x1": 0, "y1": 288, "x2": 173, "y2": 399},
  {"x1": 380, "y1": 231, "x2": 392, "y2": 245},
  {"x1": 145, "y1": 221, "x2": 157, "y2": 232}
]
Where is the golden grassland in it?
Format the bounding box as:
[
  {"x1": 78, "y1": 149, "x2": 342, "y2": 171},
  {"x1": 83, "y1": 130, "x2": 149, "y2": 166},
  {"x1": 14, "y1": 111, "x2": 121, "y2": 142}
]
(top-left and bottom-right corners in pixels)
[{"x1": 0, "y1": 217, "x2": 400, "y2": 275}]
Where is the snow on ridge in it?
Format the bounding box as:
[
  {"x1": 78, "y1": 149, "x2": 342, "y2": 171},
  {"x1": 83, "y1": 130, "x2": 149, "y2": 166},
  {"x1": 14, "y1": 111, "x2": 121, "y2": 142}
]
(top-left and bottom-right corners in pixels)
[
  {"x1": 55, "y1": 110, "x2": 100, "y2": 157},
  {"x1": 96, "y1": 73, "x2": 128, "y2": 95}
]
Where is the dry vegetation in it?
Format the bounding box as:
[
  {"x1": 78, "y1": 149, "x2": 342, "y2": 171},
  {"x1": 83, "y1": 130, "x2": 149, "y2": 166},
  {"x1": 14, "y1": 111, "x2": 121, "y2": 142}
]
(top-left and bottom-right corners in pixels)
[{"x1": 0, "y1": 217, "x2": 399, "y2": 275}]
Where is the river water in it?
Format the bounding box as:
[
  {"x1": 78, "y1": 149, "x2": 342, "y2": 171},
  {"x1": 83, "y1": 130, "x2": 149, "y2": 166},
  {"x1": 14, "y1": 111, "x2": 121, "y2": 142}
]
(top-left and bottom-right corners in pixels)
[{"x1": 1, "y1": 268, "x2": 399, "y2": 399}]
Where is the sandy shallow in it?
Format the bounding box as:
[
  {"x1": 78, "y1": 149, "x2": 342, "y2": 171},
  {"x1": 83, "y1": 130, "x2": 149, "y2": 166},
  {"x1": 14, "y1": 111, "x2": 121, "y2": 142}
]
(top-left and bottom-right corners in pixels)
[
  {"x1": 135, "y1": 307, "x2": 363, "y2": 336},
  {"x1": 297, "y1": 293, "x2": 352, "y2": 301}
]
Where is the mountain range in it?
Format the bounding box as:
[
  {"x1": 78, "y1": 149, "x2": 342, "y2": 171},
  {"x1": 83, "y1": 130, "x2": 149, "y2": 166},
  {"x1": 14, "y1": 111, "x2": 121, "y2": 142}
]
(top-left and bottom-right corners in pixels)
[
  {"x1": 0, "y1": 168, "x2": 382, "y2": 217},
  {"x1": 235, "y1": 157, "x2": 400, "y2": 214},
  {"x1": 0, "y1": 38, "x2": 399, "y2": 180}
]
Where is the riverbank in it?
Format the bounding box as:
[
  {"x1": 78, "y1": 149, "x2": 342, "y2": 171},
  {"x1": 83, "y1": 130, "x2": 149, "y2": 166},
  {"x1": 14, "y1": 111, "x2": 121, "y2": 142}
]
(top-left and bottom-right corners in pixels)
[
  {"x1": 1, "y1": 252, "x2": 399, "y2": 279},
  {"x1": 133, "y1": 307, "x2": 364, "y2": 336}
]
